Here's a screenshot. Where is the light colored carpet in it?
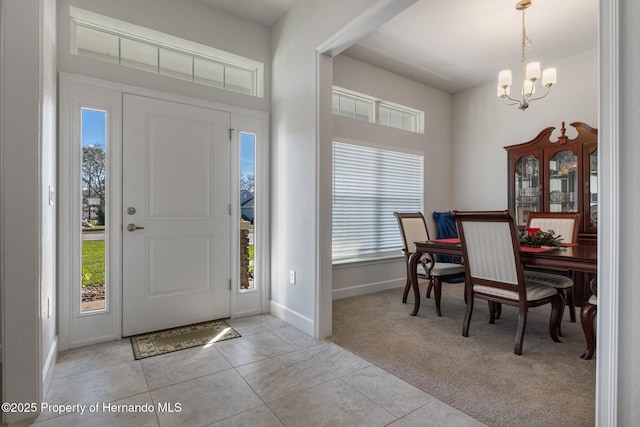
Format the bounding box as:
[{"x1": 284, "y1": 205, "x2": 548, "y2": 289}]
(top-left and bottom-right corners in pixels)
[{"x1": 330, "y1": 282, "x2": 595, "y2": 427}]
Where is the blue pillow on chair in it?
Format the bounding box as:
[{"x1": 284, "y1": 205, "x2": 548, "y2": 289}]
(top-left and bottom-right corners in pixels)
[{"x1": 432, "y1": 211, "x2": 465, "y2": 283}]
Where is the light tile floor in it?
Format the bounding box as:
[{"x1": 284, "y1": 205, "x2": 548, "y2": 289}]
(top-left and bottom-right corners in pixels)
[{"x1": 12, "y1": 314, "x2": 487, "y2": 427}]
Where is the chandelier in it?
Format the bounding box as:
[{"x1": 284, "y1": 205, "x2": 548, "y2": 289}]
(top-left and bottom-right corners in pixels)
[{"x1": 497, "y1": 0, "x2": 556, "y2": 110}]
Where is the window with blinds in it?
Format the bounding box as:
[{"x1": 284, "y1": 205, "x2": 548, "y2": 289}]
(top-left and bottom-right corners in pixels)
[{"x1": 332, "y1": 141, "x2": 424, "y2": 262}]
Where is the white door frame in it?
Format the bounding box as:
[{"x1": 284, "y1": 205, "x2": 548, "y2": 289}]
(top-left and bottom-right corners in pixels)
[{"x1": 58, "y1": 73, "x2": 270, "y2": 350}]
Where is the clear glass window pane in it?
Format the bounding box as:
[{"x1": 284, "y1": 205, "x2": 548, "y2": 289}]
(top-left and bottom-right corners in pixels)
[
  {"x1": 121, "y1": 38, "x2": 158, "y2": 73},
  {"x1": 194, "y1": 58, "x2": 224, "y2": 88},
  {"x1": 159, "y1": 49, "x2": 193, "y2": 81},
  {"x1": 225, "y1": 67, "x2": 254, "y2": 95},
  {"x1": 389, "y1": 108, "x2": 403, "y2": 129},
  {"x1": 339, "y1": 96, "x2": 356, "y2": 119},
  {"x1": 332, "y1": 93, "x2": 340, "y2": 115},
  {"x1": 355, "y1": 99, "x2": 374, "y2": 122},
  {"x1": 590, "y1": 149, "x2": 598, "y2": 228},
  {"x1": 402, "y1": 112, "x2": 417, "y2": 132},
  {"x1": 379, "y1": 105, "x2": 390, "y2": 127},
  {"x1": 75, "y1": 26, "x2": 119, "y2": 64},
  {"x1": 549, "y1": 150, "x2": 578, "y2": 212},
  {"x1": 240, "y1": 133, "x2": 256, "y2": 291},
  {"x1": 515, "y1": 154, "x2": 540, "y2": 226},
  {"x1": 81, "y1": 108, "x2": 108, "y2": 312}
]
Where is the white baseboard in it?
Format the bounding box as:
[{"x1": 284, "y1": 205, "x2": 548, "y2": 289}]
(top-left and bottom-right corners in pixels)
[
  {"x1": 42, "y1": 337, "x2": 57, "y2": 399},
  {"x1": 332, "y1": 278, "x2": 405, "y2": 300},
  {"x1": 270, "y1": 300, "x2": 315, "y2": 337}
]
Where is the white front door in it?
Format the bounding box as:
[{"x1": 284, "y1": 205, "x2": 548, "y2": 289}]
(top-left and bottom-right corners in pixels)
[{"x1": 122, "y1": 94, "x2": 231, "y2": 336}]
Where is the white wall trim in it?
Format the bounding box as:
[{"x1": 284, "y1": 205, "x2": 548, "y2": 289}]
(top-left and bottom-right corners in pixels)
[
  {"x1": 270, "y1": 300, "x2": 315, "y2": 337},
  {"x1": 314, "y1": 0, "x2": 419, "y2": 340},
  {"x1": 0, "y1": 0, "x2": 6, "y2": 413},
  {"x1": 59, "y1": 72, "x2": 268, "y2": 118},
  {"x1": 332, "y1": 278, "x2": 405, "y2": 300},
  {"x1": 598, "y1": 0, "x2": 619, "y2": 425},
  {"x1": 42, "y1": 337, "x2": 57, "y2": 398},
  {"x1": 317, "y1": 0, "x2": 417, "y2": 57}
]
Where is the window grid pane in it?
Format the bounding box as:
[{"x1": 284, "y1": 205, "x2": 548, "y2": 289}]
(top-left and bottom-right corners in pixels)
[
  {"x1": 72, "y1": 21, "x2": 261, "y2": 97},
  {"x1": 194, "y1": 58, "x2": 225, "y2": 88},
  {"x1": 332, "y1": 141, "x2": 423, "y2": 262},
  {"x1": 355, "y1": 99, "x2": 374, "y2": 122},
  {"x1": 339, "y1": 96, "x2": 356, "y2": 119},
  {"x1": 159, "y1": 49, "x2": 193, "y2": 81},
  {"x1": 121, "y1": 38, "x2": 158, "y2": 73},
  {"x1": 225, "y1": 67, "x2": 255, "y2": 95},
  {"x1": 334, "y1": 88, "x2": 423, "y2": 134},
  {"x1": 334, "y1": 92, "x2": 375, "y2": 123},
  {"x1": 75, "y1": 26, "x2": 119, "y2": 64}
]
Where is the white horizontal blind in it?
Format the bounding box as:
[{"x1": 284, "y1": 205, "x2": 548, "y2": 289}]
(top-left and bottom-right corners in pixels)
[{"x1": 333, "y1": 141, "x2": 423, "y2": 262}]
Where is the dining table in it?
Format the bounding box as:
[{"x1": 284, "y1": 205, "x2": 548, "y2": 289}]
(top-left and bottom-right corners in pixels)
[{"x1": 408, "y1": 238, "x2": 598, "y2": 358}]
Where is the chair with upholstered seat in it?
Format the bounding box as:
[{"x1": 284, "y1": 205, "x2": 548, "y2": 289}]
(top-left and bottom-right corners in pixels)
[
  {"x1": 452, "y1": 210, "x2": 567, "y2": 355},
  {"x1": 525, "y1": 211, "x2": 581, "y2": 322},
  {"x1": 394, "y1": 212, "x2": 466, "y2": 316}
]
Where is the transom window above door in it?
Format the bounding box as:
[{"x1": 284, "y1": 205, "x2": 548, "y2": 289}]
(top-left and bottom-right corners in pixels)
[{"x1": 70, "y1": 6, "x2": 264, "y2": 97}]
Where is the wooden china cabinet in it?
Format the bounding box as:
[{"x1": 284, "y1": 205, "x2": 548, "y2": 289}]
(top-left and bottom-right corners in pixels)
[{"x1": 504, "y1": 121, "x2": 598, "y2": 306}]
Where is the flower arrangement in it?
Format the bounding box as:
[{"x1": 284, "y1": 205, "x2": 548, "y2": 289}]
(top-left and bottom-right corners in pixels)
[{"x1": 519, "y1": 227, "x2": 563, "y2": 248}]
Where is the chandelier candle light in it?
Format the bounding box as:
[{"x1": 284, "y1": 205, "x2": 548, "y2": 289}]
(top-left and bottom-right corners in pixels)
[{"x1": 497, "y1": 0, "x2": 557, "y2": 110}]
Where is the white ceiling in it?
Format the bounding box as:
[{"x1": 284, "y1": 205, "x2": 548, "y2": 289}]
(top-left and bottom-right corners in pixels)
[
  {"x1": 195, "y1": 0, "x2": 296, "y2": 27},
  {"x1": 197, "y1": 0, "x2": 599, "y2": 94}
]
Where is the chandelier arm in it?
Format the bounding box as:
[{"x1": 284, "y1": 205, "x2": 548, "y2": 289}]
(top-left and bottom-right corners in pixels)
[
  {"x1": 502, "y1": 97, "x2": 522, "y2": 107},
  {"x1": 502, "y1": 93, "x2": 523, "y2": 104},
  {"x1": 526, "y1": 85, "x2": 552, "y2": 103}
]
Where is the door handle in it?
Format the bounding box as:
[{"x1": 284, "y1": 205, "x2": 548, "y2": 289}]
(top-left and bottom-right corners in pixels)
[{"x1": 127, "y1": 223, "x2": 145, "y2": 232}]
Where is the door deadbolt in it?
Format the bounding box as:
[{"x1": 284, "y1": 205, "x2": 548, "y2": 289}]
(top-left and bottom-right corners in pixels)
[
  {"x1": 126, "y1": 223, "x2": 145, "y2": 232},
  {"x1": 127, "y1": 207, "x2": 136, "y2": 215}
]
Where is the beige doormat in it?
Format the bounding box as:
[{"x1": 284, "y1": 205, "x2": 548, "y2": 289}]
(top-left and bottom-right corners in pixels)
[{"x1": 129, "y1": 319, "x2": 241, "y2": 360}]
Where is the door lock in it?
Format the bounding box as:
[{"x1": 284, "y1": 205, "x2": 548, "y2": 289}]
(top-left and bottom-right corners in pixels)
[
  {"x1": 126, "y1": 223, "x2": 145, "y2": 232},
  {"x1": 127, "y1": 207, "x2": 136, "y2": 215}
]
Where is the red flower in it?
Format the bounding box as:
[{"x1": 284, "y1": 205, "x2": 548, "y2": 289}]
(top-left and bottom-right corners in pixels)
[{"x1": 526, "y1": 227, "x2": 541, "y2": 237}]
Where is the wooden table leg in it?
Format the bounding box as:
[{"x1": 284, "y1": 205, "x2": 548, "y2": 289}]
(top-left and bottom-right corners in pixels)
[
  {"x1": 580, "y1": 302, "x2": 597, "y2": 360},
  {"x1": 580, "y1": 278, "x2": 597, "y2": 360},
  {"x1": 408, "y1": 251, "x2": 422, "y2": 316}
]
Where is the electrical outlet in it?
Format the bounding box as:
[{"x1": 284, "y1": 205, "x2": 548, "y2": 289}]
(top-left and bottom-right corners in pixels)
[{"x1": 289, "y1": 270, "x2": 296, "y2": 284}]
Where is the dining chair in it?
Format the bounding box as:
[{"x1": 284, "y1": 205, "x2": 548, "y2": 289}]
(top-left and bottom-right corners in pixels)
[
  {"x1": 526, "y1": 211, "x2": 581, "y2": 322},
  {"x1": 580, "y1": 278, "x2": 597, "y2": 360},
  {"x1": 452, "y1": 210, "x2": 567, "y2": 355},
  {"x1": 394, "y1": 212, "x2": 466, "y2": 316}
]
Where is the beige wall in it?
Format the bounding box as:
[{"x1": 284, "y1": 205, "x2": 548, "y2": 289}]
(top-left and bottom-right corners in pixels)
[
  {"x1": 331, "y1": 54, "x2": 452, "y2": 298},
  {"x1": 270, "y1": 0, "x2": 381, "y2": 336},
  {"x1": 451, "y1": 49, "x2": 599, "y2": 211},
  {"x1": 1, "y1": 0, "x2": 57, "y2": 422}
]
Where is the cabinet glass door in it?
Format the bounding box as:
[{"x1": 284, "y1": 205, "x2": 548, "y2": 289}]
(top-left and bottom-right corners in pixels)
[
  {"x1": 515, "y1": 154, "x2": 540, "y2": 226},
  {"x1": 589, "y1": 148, "x2": 598, "y2": 229},
  {"x1": 548, "y1": 150, "x2": 578, "y2": 212}
]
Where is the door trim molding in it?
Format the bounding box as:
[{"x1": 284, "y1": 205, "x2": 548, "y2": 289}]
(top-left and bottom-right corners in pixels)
[{"x1": 58, "y1": 72, "x2": 270, "y2": 349}]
